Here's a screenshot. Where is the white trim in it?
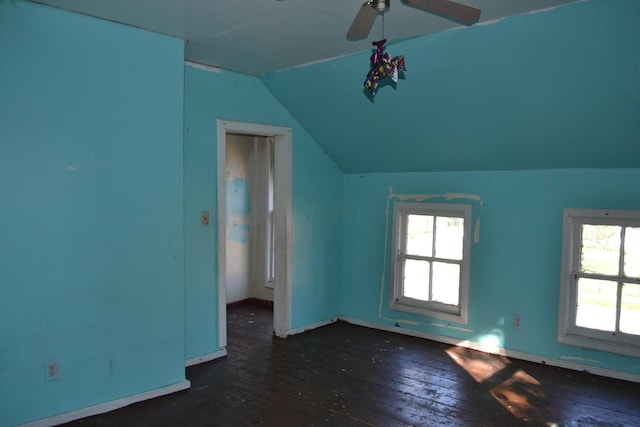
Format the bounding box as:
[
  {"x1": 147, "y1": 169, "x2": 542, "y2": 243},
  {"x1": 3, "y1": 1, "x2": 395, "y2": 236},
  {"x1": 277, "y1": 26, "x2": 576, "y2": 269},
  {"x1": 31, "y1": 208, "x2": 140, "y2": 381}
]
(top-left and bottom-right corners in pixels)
[
  {"x1": 216, "y1": 122, "x2": 229, "y2": 349},
  {"x1": 216, "y1": 119, "x2": 293, "y2": 345},
  {"x1": 185, "y1": 348, "x2": 227, "y2": 367},
  {"x1": 184, "y1": 60, "x2": 222, "y2": 73},
  {"x1": 558, "y1": 208, "x2": 640, "y2": 358},
  {"x1": 286, "y1": 318, "x2": 336, "y2": 336},
  {"x1": 390, "y1": 202, "x2": 472, "y2": 324},
  {"x1": 272, "y1": 128, "x2": 293, "y2": 338},
  {"x1": 20, "y1": 380, "x2": 191, "y2": 427},
  {"x1": 249, "y1": 137, "x2": 275, "y2": 301},
  {"x1": 339, "y1": 316, "x2": 640, "y2": 384}
]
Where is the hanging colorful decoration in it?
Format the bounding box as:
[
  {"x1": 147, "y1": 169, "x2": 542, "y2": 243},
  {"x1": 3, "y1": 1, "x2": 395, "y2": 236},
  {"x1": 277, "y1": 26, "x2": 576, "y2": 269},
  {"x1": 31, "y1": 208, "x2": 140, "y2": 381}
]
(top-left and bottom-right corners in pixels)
[{"x1": 364, "y1": 39, "x2": 406, "y2": 96}]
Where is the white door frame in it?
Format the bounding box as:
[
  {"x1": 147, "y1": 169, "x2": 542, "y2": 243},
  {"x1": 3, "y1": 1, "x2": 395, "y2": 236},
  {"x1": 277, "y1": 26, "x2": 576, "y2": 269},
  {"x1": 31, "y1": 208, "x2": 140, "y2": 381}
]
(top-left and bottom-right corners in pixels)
[{"x1": 216, "y1": 119, "x2": 292, "y2": 348}]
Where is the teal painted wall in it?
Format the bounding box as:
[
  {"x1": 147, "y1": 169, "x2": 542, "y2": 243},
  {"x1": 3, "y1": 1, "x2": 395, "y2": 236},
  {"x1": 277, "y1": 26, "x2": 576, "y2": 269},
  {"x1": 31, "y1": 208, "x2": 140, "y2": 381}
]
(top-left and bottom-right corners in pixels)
[
  {"x1": 0, "y1": 2, "x2": 186, "y2": 426},
  {"x1": 183, "y1": 65, "x2": 343, "y2": 360},
  {"x1": 262, "y1": 0, "x2": 640, "y2": 174},
  {"x1": 340, "y1": 169, "x2": 640, "y2": 376},
  {"x1": 2, "y1": 0, "x2": 638, "y2": 425}
]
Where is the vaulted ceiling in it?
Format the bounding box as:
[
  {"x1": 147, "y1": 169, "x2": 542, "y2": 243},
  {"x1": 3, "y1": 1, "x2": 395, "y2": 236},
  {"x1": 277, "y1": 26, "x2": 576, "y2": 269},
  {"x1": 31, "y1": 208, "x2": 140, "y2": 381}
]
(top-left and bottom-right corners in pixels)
[
  {"x1": 29, "y1": 0, "x2": 640, "y2": 174},
  {"x1": 32, "y1": 0, "x2": 577, "y2": 76},
  {"x1": 261, "y1": 0, "x2": 640, "y2": 173}
]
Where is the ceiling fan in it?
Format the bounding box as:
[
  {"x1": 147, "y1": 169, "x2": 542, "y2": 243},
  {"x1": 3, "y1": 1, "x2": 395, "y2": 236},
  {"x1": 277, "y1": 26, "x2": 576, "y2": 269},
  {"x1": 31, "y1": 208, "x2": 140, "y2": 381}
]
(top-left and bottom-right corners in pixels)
[{"x1": 347, "y1": 0, "x2": 481, "y2": 40}]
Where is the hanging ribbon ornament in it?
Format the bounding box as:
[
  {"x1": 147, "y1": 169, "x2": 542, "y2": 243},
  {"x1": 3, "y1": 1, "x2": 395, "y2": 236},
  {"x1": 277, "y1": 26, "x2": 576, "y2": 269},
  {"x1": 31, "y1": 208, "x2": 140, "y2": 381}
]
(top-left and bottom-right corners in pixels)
[{"x1": 363, "y1": 39, "x2": 406, "y2": 96}]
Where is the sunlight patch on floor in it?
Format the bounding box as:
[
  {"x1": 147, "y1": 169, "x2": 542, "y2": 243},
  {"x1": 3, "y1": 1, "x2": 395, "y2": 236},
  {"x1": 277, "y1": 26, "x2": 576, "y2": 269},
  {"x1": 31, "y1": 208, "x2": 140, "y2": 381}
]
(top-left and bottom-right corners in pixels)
[
  {"x1": 446, "y1": 346, "x2": 560, "y2": 425},
  {"x1": 445, "y1": 346, "x2": 510, "y2": 383}
]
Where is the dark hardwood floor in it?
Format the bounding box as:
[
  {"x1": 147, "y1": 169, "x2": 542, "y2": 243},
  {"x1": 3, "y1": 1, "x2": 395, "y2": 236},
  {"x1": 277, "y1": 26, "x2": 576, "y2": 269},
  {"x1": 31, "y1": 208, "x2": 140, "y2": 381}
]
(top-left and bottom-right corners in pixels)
[{"x1": 64, "y1": 300, "x2": 640, "y2": 427}]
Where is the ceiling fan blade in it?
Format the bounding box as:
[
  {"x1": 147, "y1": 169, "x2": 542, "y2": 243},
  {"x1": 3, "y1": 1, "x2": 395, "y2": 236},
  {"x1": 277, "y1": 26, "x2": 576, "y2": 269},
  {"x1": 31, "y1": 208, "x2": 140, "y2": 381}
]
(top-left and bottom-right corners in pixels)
[
  {"x1": 401, "y1": 0, "x2": 481, "y2": 25},
  {"x1": 347, "y1": 1, "x2": 379, "y2": 40}
]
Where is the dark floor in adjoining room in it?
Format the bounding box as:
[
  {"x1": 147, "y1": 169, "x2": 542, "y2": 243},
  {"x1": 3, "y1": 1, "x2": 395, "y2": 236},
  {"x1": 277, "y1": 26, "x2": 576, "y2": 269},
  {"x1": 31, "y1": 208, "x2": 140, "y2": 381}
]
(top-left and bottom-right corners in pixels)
[{"x1": 63, "y1": 300, "x2": 640, "y2": 427}]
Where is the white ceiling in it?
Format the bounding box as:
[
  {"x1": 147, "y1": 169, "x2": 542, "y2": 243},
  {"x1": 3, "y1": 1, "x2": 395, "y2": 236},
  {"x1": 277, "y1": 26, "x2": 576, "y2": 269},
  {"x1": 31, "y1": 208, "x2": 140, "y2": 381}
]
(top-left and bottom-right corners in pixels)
[{"x1": 31, "y1": 0, "x2": 578, "y2": 76}]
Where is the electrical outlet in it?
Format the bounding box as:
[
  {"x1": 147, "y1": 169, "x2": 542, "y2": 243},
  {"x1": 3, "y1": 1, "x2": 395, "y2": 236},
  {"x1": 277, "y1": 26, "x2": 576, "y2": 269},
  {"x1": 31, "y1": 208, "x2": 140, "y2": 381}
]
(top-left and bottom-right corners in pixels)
[
  {"x1": 513, "y1": 315, "x2": 522, "y2": 329},
  {"x1": 201, "y1": 211, "x2": 210, "y2": 226},
  {"x1": 46, "y1": 360, "x2": 58, "y2": 381}
]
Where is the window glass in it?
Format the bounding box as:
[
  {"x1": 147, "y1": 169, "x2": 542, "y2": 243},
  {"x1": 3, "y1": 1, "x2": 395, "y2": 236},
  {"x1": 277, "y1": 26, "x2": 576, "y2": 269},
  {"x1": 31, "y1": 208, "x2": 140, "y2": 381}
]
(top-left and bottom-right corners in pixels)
[
  {"x1": 432, "y1": 262, "x2": 460, "y2": 305},
  {"x1": 435, "y1": 216, "x2": 464, "y2": 260},
  {"x1": 406, "y1": 214, "x2": 433, "y2": 257},
  {"x1": 580, "y1": 224, "x2": 620, "y2": 276},
  {"x1": 403, "y1": 259, "x2": 430, "y2": 301},
  {"x1": 624, "y1": 227, "x2": 640, "y2": 278},
  {"x1": 576, "y1": 278, "x2": 617, "y2": 332},
  {"x1": 621, "y1": 283, "x2": 640, "y2": 335}
]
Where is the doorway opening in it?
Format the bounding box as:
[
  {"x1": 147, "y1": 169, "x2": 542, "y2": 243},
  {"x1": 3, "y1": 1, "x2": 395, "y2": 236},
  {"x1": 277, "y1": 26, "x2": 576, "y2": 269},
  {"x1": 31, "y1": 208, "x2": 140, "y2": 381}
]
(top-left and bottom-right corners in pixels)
[{"x1": 216, "y1": 120, "x2": 292, "y2": 350}]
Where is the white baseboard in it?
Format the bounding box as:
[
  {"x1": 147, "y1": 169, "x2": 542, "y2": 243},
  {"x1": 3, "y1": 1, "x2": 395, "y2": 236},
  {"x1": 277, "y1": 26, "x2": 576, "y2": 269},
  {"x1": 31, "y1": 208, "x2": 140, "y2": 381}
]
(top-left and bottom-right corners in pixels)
[
  {"x1": 186, "y1": 348, "x2": 227, "y2": 367},
  {"x1": 20, "y1": 380, "x2": 191, "y2": 427},
  {"x1": 286, "y1": 318, "x2": 336, "y2": 336},
  {"x1": 339, "y1": 316, "x2": 640, "y2": 384}
]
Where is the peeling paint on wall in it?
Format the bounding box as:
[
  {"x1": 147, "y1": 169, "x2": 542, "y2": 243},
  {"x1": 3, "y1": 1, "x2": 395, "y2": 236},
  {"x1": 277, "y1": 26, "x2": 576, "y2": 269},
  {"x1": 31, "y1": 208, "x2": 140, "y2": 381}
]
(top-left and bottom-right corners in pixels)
[
  {"x1": 226, "y1": 146, "x2": 252, "y2": 244},
  {"x1": 388, "y1": 186, "x2": 483, "y2": 207},
  {"x1": 389, "y1": 318, "x2": 420, "y2": 326},
  {"x1": 377, "y1": 186, "x2": 483, "y2": 331},
  {"x1": 386, "y1": 187, "x2": 484, "y2": 246},
  {"x1": 227, "y1": 222, "x2": 250, "y2": 243},
  {"x1": 561, "y1": 356, "x2": 602, "y2": 364}
]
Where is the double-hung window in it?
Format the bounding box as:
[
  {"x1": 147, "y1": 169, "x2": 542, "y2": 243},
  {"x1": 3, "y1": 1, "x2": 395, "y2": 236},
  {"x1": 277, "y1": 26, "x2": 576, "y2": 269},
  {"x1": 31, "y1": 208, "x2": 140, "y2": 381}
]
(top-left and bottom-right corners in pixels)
[
  {"x1": 558, "y1": 208, "x2": 640, "y2": 357},
  {"x1": 390, "y1": 202, "x2": 471, "y2": 324}
]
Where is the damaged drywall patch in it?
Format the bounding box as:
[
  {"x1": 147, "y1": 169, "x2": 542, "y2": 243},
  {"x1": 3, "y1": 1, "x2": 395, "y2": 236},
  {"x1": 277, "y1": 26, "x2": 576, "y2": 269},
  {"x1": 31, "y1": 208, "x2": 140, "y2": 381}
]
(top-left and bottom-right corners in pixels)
[
  {"x1": 378, "y1": 187, "x2": 483, "y2": 328},
  {"x1": 387, "y1": 187, "x2": 483, "y2": 207},
  {"x1": 386, "y1": 188, "x2": 484, "y2": 242}
]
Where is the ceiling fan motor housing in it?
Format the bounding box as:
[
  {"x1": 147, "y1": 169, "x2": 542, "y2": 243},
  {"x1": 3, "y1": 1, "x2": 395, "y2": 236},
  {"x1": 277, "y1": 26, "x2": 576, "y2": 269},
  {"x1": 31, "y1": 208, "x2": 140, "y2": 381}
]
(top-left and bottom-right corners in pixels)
[{"x1": 373, "y1": 0, "x2": 390, "y2": 12}]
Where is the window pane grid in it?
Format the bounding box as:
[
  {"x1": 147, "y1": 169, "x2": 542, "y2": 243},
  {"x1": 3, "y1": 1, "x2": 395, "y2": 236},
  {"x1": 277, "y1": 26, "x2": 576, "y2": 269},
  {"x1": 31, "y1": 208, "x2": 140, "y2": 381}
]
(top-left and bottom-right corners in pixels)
[
  {"x1": 560, "y1": 209, "x2": 640, "y2": 357},
  {"x1": 572, "y1": 220, "x2": 640, "y2": 338},
  {"x1": 575, "y1": 271, "x2": 640, "y2": 285},
  {"x1": 400, "y1": 213, "x2": 463, "y2": 306},
  {"x1": 391, "y1": 203, "x2": 470, "y2": 323}
]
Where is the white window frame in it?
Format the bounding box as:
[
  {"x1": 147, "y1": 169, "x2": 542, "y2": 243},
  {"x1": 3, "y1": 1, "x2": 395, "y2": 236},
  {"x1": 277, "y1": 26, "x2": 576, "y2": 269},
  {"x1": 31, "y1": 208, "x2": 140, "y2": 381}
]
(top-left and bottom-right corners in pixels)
[
  {"x1": 558, "y1": 208, "x2": 640, "y2": 358},
  {"x1": 265, "y1": 137, "x2": 276, "y2": 288},
  {"x1": 390, "y1": 202, "x2": 471, "y2": 324}
]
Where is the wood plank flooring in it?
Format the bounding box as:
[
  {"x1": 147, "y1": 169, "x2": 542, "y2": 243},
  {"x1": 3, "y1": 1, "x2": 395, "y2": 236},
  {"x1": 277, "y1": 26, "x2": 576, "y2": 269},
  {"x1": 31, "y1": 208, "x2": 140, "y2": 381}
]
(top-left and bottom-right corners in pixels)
[{"x1": 63, "y1": 300, "x2": 640, "y2": 426}]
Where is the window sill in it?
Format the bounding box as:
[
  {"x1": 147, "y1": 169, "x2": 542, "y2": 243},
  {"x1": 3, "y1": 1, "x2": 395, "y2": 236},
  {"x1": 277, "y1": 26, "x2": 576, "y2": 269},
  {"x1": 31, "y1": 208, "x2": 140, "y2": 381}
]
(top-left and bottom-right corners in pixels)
[
  {"x1": 557, "y1": 332, "x2": 640, "y2": 359},
  {"x1": 391, "y1": 301, "x2": 467, "y2": 325}
]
